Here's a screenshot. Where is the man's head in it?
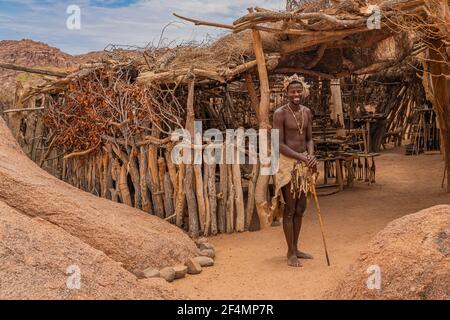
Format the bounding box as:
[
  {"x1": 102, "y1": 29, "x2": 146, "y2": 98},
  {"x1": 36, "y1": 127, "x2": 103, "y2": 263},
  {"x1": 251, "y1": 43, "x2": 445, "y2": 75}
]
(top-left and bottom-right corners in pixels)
[
  {"x1": 284, "y1": 74, "x2": 309, "y2": 106},
  {"x1": 287, "y1": 81, "x2": 305, "y2": 106}
]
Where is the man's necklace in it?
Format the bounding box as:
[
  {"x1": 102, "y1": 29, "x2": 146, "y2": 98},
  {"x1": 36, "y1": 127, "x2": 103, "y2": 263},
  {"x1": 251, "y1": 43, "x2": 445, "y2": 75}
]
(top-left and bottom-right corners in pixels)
[{"x1": 287, "y1": 104, "x2": 305, "y2": 135}]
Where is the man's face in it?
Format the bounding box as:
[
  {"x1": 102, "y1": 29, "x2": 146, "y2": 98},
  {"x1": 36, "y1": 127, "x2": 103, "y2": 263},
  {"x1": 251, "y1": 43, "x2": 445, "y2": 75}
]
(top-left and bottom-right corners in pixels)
[{"x1": 287, "y1": 82, "x2": 303, "y2": 106}]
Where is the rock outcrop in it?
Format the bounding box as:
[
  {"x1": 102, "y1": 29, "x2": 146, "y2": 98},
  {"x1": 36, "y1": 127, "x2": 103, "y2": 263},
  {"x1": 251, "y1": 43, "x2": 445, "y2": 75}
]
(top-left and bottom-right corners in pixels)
[
  {"x1": 0, "y1": 118, "x2": 198, "y2": 273},
  {"x1": 331, "y1": 205, "x2": 450, "y2": 300}
]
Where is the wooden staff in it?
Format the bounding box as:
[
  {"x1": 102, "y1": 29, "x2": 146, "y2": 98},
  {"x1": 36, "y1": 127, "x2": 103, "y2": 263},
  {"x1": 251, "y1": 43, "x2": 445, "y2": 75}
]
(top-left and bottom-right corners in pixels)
[{"x1": 310, "y1": 182, "x2": 331, "y2": 267}]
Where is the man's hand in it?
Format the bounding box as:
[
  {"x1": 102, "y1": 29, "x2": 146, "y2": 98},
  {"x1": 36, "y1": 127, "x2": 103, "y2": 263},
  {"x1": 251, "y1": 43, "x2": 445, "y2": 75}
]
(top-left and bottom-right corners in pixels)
[
  {"x1": 297, "y1": 153, "x2": 308, "y2": 164},
  {"x1": 306, "y1": 154, "x2": 318, "y2": 169}
]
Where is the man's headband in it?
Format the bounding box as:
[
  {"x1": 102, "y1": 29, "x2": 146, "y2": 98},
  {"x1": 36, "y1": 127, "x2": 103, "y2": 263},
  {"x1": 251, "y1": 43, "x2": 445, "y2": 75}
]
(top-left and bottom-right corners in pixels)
[{"x1": 283, "y1": 74, "x2": 310, "y2": 92}]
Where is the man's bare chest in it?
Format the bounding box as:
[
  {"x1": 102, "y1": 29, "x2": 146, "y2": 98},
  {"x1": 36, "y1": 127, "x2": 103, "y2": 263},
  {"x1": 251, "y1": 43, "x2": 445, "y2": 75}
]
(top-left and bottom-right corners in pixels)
[{"x1": 283, "y1": 109, "x2": 306, "y2": 134}]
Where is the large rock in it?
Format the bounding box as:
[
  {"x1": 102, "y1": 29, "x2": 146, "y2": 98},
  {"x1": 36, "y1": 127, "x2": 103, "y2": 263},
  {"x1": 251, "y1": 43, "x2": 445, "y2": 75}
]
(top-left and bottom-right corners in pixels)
[
  {"x1": 0, "y1": 119, "x2": 198, "y2": 272},
  {"x1": 0, "y1": 201, "x2": 183, "y2": 300},
  {"x1": 331, "y1": 205, "x2": 450, "y2": 300}
]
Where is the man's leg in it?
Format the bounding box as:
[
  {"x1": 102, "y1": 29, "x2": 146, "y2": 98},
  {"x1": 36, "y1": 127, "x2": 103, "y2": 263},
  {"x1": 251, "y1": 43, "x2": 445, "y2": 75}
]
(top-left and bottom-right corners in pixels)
[
  {"x1": 293, "y1": 193, "x2": 314, "y2": 259},
  {"x1": 282, "y1": 184, "x2": 302, "y2": 267}
]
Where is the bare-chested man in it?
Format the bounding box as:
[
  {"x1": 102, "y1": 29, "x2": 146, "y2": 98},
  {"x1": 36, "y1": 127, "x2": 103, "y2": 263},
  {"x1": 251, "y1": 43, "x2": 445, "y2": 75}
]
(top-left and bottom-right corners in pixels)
[{"x1": 273, "y1": 76, "x2": 318, "y2": 267}]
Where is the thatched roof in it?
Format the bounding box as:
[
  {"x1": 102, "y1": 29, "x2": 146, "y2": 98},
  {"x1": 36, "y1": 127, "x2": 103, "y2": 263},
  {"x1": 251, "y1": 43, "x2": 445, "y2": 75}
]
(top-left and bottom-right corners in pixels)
[{"x1": 15, "y1": 0, "x2": 448, "y2": 101}]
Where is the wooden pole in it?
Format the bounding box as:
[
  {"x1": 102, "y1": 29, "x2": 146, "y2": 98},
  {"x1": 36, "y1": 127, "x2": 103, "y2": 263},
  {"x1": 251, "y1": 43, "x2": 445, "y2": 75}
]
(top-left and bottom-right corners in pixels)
[
  {"x1": 185, "y1": 75, "x2": 200, "y2": 237},
  {"x1": 226, "y1": 164, "x2": 235, "y2": 234},
  {"x1": 148, "y1": 126, "x2": 165, "y2": 217},
  {"x1": 246, "y1": 161, "x2": 259, "y2": 230},
  {"x1": 139, "y1": 146, "x2": 153, "y2": 214},
  {"x1": 217, "y1": 145, "x2": 228, "y2": 233},
  {"x1": 251, "y1": 29, "x2": 271, "y2": 229},
  {"x1": 0, "y1": 62, "x2": 68, "y2": 77},
  {"x1": 233, "y1": 143, "x2": 245, "y2": 233},
  {"x1": 206, "y1": 162, "x2": 218, "y2": 235}
]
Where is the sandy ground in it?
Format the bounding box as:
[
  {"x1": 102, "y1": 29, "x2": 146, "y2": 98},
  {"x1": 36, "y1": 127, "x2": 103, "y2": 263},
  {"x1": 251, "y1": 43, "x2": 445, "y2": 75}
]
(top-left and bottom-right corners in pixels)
[{"x1": 174, "y1": 147, "x2": 449, "y2": 299}]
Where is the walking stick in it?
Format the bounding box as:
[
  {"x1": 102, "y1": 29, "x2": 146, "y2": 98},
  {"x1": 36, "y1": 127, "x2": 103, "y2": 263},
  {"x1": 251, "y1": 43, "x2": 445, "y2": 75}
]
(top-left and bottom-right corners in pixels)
[{"x1": 310, "y1": 182, "x2": 331, "y2": 266}]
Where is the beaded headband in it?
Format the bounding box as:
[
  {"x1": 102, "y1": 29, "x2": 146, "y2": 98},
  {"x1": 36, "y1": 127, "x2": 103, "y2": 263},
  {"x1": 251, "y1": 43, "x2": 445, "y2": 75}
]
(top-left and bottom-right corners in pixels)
[{"x1": 283, "y1": 74, "x2": 310, "y2": 93}]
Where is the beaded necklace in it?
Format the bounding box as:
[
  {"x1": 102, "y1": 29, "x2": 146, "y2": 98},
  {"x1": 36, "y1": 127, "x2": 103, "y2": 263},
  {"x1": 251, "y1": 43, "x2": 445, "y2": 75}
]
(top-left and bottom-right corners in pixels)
[{"x1": 286, "y1": 104, "x2": 305, "y2": 135}]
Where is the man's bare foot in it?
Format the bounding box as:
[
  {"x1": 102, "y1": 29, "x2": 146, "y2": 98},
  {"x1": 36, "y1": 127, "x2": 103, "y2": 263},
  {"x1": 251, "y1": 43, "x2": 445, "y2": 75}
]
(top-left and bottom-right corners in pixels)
[
  {"x1": 296, "y1": 250, "x2": 314, "y2": 259},
  {"x1": 287, "y1": 253, "x2": 302, "y2": 267},
  {"x1": 271, "y1": 220, "x2": 281, "y2": 227}
]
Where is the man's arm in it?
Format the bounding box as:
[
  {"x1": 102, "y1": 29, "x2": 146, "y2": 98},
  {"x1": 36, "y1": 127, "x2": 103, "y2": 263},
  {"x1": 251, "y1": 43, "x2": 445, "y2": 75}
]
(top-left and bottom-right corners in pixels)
[
  {"x1": 305, "y1": 109, "x2": 318, "y2": 168},
  {"x1": 273, "y1": 109, "x2": 307, "y2": 163}
]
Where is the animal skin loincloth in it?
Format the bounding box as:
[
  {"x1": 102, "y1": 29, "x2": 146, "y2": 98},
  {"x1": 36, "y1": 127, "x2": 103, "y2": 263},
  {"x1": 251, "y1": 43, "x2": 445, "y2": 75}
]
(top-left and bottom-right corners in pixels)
[{"x1": 270, "y1": 152, "x2": 318, "y2": 219}]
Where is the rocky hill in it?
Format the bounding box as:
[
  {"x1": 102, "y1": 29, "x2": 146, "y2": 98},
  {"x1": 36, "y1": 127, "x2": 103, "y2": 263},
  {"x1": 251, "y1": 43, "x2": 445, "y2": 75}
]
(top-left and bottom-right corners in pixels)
[
  {"x1": 0, "y1": 39, "x2": 119, "y2": 110},
  {"x1": 0, "y1": 40, "x2": 75, "y2": 107}
]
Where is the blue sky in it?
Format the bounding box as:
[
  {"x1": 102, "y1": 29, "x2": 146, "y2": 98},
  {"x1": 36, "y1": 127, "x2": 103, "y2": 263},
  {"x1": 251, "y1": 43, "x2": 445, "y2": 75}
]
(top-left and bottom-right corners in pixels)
[{"x1": 0, "y1": 0, "x2": 284, "y2": 55}]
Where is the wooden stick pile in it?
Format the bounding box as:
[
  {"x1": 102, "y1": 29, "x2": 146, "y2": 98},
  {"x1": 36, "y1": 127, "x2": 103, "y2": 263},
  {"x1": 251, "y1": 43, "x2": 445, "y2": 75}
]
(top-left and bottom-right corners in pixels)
[{"x1": 11, "y1": 60, "x2": 262, "y2": 237}]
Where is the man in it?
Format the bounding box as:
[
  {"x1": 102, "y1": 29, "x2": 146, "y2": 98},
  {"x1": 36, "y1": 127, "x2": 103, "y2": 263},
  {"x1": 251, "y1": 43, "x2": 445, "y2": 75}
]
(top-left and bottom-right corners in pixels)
[{"x1": 272, "y1": 74, "x2": 318, "y2": 267}]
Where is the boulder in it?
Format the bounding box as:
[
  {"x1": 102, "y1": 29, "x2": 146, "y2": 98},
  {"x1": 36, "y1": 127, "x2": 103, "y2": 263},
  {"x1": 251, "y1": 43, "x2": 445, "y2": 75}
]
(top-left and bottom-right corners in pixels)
[
  {"x1": 331, "y1": 205, "x2": 450, "y2": 300},
  {"x1": 0, "y1": 201, "x2": 183, "y2": 299}
]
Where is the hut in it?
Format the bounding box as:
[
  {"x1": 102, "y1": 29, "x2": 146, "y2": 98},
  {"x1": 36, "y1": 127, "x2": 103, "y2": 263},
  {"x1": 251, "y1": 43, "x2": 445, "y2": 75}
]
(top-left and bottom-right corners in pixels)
[{"x1": 2, "y1": 0, "x2": 449, "y2": 238}]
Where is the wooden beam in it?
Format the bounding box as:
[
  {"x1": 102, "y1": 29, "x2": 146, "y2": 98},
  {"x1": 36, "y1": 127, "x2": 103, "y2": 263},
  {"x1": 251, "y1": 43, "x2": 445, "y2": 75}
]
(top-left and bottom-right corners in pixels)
[
  {"x1": 274, "y1": 67, "x2": 349, "y2": 80},
  {"x1": 2, "y1": 107, "x2": 44, "y2": 114},
  {"x1": 137, "y1": 68, "x2": 225, "y2": 84},
  {"x1": 0, "y1": 63, "x2": 68, "y2": 77}
]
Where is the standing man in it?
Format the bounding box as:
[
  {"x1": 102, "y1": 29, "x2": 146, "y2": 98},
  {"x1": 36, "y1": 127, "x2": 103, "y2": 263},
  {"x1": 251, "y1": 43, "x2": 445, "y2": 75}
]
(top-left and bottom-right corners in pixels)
[{"x1": 271, "y1": 74, "x2": 318, "y2": 267}]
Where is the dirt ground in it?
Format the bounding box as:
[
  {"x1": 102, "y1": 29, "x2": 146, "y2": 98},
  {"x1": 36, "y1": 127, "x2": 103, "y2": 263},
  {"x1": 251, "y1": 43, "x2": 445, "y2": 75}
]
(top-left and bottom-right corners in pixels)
[{"x1": 174, "y1": 147, "x2": 449, "y2": 299}]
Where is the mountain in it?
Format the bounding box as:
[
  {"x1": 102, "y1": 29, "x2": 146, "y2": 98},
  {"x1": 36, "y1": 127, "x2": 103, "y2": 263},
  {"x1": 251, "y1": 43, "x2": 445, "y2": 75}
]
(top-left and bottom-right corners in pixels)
[{"x1": 0, "y1": 39, "x2": 118, "y2": 110}]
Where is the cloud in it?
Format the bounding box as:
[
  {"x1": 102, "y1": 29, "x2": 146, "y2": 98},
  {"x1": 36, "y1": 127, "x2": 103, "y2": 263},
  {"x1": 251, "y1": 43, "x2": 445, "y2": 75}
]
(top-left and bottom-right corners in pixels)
[{"x1": 0, "y1": 0, "x2": 285, "y2": 54}]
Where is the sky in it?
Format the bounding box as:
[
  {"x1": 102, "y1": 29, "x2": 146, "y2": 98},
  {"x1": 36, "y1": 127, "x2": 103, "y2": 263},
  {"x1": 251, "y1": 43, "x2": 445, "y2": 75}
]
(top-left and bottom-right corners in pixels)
[{"x1": 0, "y1": 0, "x2": 285, "y2": 55}]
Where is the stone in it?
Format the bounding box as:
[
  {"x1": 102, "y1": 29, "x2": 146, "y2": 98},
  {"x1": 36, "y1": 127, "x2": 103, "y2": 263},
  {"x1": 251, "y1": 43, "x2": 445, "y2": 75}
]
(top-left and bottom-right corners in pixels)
[
  {"x1": 199, "y1": 249, "x2": 215, "y2": 259},
  {"x1": 142, "y1": 268, "x2": 160, "y2": 279},
  {"x1": 173, "y1": 265, "x2": 188, "y2": 279},
  {"x1": 193, "y1": 256, "x2": 214, "y2": 267},
  {"x1": 132, "y1": 270, "x2": 145, "y2": 279},
  {"x1": 199, "y1": 242, "x2": 215, "y2": 251},
  {"x1": 185, "y1": 258, "x2": 202, "y2": 275},
  {"x1": 195, "y1": 237, "x2": 208, "y2": 246},
  {"x1": 159, "y1": 267, "x2": 176, "y2": 282}
]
